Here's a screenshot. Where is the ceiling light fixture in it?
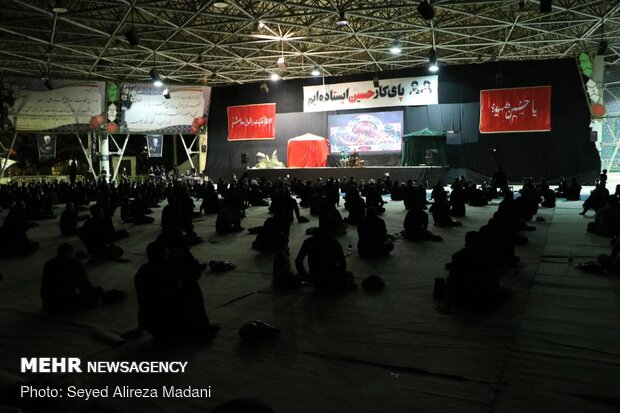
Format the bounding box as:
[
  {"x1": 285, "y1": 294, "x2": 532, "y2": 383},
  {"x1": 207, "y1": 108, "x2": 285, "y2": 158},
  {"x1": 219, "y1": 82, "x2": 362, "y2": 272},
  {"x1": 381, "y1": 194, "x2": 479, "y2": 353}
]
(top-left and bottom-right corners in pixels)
[
  {"x1": 162, "y1": 87, "x2": 171, "y2": 99},
  {"x1": 336, "y1": 10, "x2": 348, "y2": 26},
  {"x1": 213, "y1": 1, "x2": 229, "y2": 8},
  {"x1": 311, "y1": 67, "x2": 321, "y2": 76},
  {"x1": 125, "y1": 9, "x2": 139, "y2": 46},
  {"x1": 417, "y1": 1, "x2": 435, "y2": 21},
  {"x1": 277, "y1": 56, "x2": 286, "y2": 71},
  {"x1": 150, "y1": 68, "x2": 163, "y2": 87},
  {"x1": 428, "y1": 48, "x2": 439, "y2": 72},
  {"x1": 390, "y1": 41, "x2": 402, "y2": 55},
  {"x1": 270, "y1": 73, "x2": 281, "y2": 81},
  {"x1": 51, "y1": 0, "x2": 69, "y2": 14}
]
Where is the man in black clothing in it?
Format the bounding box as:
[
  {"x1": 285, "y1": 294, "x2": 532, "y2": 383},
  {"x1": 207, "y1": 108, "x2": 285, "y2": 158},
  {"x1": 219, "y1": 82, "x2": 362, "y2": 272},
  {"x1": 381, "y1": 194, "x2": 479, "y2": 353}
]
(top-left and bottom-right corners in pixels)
[
  {"x1": 135, "y1": 241, "x2": 218, "y2": 341},
  {"x1": 295, "y1": 215, "x2": 354, "y2": 292},
  {"x1": 357, "y1": 207, "x2": 394, "y2": 259},
  {"x1": 41, "y1": 244, "x2": 104, "y2": 313},
  {"x1": 79, "y1": 204, "x2": 124, "y2": 261},
  {"x1": 491, "y1": 166, "x2": 508, "y2": 195}
]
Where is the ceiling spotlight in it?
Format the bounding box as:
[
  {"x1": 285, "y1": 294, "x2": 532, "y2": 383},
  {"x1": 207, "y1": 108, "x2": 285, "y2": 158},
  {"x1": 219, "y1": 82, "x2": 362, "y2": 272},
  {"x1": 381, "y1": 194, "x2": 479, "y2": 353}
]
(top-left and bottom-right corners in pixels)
[
  {"x1": 162, "y1": 87, "x2": 171, "y2": 99},
  {"x1": 390, "y1": 41, "x2": 402, "y2": 55},
  {"x1": 311, "y1": 67, "x2": 321, "y2": 76},
  {"x1": 598, "y1": 40, "x2": 609, "y2": 55},
  {"x1": 270, "y1": 73, "x2": 281, "y2": 81},
  {"x1": 213, "y1": 1, "x2": 229, "y2": 8},
  {"x1": 515, "y1": 1, "x2": 528, "y2": 17},
  {"x1": 125, "y1": 28, "x2": 140, "y2": 47},
  {"x1": 417, "y1": 1, "x2": 435, "y2": 21},
  {"x1": 336, "y1": 10, "x2": 348, "y2": 26},
  {"x1": 150, "y1": 68, "x2": 163, "y2": 87},
  {"x1": 428, "y1": 48, "x2": 439, "y2": 72},
  {"x1": 51, "y1": 0, "x2": 69, "y2": 14},
  {"x1": 277, "y1": 56, "x2": 286, "y2": 71}
]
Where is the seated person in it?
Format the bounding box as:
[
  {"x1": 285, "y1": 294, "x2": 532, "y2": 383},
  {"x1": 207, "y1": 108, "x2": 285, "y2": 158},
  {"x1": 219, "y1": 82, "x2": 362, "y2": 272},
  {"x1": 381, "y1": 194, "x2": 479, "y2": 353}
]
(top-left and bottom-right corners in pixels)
[
  {"x1": 129, "y1": 193, "x2": 155, "y2": 225},
  {"x1": 135, "y1": 241, "x2": 218, "y2": 341},
  {"x1": 587, "y1": 197, "x2": 620, "y2": 237},
  {"x1": 541, "y1": 188, "x2": 556, "y2": 208},
  {"x1": 555, "y1": 177, "x2": 568, "y2": 198},
  {"x1": 364, "y1": 185, "x2": 386, "y2": 214},
  {"x1": 580, "y1": 184, "x2": 609, "y2": 215},
  {"x1": 445, "y1": 231, "x2": 510, "y2": 310},
  {"x1": 467, "y1": 184, "x2": 488, "y2": 207},
  {"x1": 357, "y1": 207, "x2": 394, "y2": 259},
  {"x1": 429, "y1": 192, "x2": 462, "y2": 227},
  {"x1": 252, "y1": 213, "x2": 290, "y2": 253},
  {"x1": 344, "y1": 190, "x2": 366, "y2": 225},
  {"x1": 59, "y1": 202, "x2": 85, "y2": 236},
  {"x1": 272, "y1": 235, "x2": 301, "y2": 289},
  {"x1": 596, "y1": 236, "x2": 620, "y2": 274},
  {"x1": 41, "y1": 244, "x2": 123, "y2": 313},
  {"x1": 402, "y1": 200, "x2": 442, "y2": 241},
  {"x1": 449, "y1": 185, "x2": 466, "y2": 217},
  {"x1": 295, "y1": 215, "x2": 355, "y2": 292},
  {"x1": 0, "y1": 201, "x2": 39, "y2": 257},
  {"x1": 79, "y1": 204, "x2": 124, "y2": 261},
  {"x1": 200, "y1": 182, "x2": 221, "y2": 214},
  {"x1": 566, "y1": 177, "x2": 582, "y2": 201},
  {"x1": 216, "y1": 205, "x2": 244, "y2": 234}
]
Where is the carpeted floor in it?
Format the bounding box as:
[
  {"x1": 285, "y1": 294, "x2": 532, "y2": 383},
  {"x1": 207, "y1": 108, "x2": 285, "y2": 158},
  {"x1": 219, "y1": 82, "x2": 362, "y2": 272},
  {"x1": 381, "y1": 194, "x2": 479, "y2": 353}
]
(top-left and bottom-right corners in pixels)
[{"x1": 0, "y1": 191, "x2": 619, "y2": 412}]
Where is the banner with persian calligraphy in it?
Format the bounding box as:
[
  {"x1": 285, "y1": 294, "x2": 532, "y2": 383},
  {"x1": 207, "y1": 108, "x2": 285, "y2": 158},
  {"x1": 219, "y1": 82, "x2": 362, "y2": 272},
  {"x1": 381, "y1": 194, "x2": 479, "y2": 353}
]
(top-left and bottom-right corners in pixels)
[
  {"x1": 227, "y1": 103, "x2": 276, "y2": 141},
  {"x1": 6, "y1": 80, "x2": 105, "y2": 132},
  {"x1": 120, "y1": 84, "x2": 211, "y2": 133},
  {"x1": 479, "y1": 86, "x2": 551, "y2": 133},
  {"x1": 303, "y1": 76, "x2": 438, "y2": 113}
]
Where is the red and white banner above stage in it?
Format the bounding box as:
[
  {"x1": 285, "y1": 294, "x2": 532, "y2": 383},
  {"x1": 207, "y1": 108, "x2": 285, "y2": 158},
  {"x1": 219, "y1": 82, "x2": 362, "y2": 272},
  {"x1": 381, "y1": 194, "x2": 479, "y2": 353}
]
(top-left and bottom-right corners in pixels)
[
  {"x1": 227, "y1": 103, "x2": 276, "y2": 141},
  {"x1": 303, "y1": 76, "x2": 438, "y2": 113},
  {"x1": 479, "y1": 86, "x2": 551, "y2": 133}
]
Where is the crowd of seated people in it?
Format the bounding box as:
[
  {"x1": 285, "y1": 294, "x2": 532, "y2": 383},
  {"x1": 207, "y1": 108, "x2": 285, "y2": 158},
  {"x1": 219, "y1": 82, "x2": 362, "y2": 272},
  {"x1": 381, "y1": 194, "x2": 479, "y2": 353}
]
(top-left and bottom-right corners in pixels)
[{"x1": 0, "y1": 166, "x2": 598, "y2": 351}]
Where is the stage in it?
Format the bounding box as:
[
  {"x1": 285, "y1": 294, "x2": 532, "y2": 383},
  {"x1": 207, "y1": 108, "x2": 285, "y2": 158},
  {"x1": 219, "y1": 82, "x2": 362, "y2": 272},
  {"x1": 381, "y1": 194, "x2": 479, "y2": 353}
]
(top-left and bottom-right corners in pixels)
[{"x1": 246, "y1": 165, "x2": 449, "y2": 184}]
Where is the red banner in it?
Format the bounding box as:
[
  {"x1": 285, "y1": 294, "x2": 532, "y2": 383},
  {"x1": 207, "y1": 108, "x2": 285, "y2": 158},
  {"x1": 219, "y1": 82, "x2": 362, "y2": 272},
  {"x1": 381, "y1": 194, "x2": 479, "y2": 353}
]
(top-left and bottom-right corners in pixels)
[
  {"x1": 227, "y1": 103, "x2": 276, "y2": 140},
  {"x1": 479, "y1": 86, "x2": 551, "y2": 133}
]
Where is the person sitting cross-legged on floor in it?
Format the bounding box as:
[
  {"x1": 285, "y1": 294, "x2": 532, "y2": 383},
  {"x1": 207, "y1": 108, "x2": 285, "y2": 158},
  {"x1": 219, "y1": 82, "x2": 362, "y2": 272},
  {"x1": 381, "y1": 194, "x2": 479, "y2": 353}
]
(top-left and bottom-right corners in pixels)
[
  {"x1": 587, "y1": 197, "x2": 620, "y2": 237},
  {"x1": 78, "y1": 204, "x2": 124, "y2": 261},
  {"x1": 430, "y1": 191, "x2": 462, "y2": 227},
  {"x1": 134, "y1": 240, "x2": 219, "y2": 341},
  {"x1": 295, "y1": 214, "x2": 355, "y2": 293},
  {"x1": 357, "y1": 207, "x2": 394, "y2": 259},
  {"x1": 402, "y1": 199, "x2": 443, "y2": 242},
  {"x1": 445, "y1": 231, "x2": 511, "y2": 311},
  {"x1": 41, "y1": 243, "x2": 126, "y2": 313}
]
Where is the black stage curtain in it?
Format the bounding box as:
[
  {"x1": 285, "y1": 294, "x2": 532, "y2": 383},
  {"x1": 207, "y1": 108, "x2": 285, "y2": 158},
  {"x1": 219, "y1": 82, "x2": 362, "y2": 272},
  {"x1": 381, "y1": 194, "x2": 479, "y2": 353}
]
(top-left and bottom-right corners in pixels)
[{"x1": 207, "y1": 59, "x2": 600, "y2": 182}]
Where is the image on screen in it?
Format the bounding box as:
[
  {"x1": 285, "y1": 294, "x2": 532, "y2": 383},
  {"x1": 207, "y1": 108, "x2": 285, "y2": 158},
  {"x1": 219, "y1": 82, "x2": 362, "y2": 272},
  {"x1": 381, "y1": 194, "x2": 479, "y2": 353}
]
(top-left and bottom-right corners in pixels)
[{"x1": 328, "y1": 111, "x2": 403, "y2": 153}]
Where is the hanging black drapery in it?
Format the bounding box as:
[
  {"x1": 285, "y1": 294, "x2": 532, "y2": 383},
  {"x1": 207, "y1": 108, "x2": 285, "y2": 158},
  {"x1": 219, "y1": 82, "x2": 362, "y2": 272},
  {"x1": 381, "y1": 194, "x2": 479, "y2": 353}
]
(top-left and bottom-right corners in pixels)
[{"x1": 401, "y1": 128, "x2": 448, "y2": 166}]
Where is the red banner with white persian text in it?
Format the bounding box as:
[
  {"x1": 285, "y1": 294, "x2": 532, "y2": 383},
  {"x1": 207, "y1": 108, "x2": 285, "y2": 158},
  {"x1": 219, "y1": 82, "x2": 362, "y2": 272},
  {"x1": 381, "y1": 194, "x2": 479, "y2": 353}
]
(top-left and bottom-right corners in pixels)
[
  {"x1": 227, "y1": 103, "x2": 276, "y2": 140},
  {"x1": 479, "y1": 86, "x2": 551, "y2": 133}
]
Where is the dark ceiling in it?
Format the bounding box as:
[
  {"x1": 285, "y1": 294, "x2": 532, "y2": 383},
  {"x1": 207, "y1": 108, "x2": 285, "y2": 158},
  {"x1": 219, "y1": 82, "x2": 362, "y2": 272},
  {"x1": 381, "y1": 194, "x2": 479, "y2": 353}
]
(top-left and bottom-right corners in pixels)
[{"x1": 0, "y1": 0, "x2": 618, "y2": 86}]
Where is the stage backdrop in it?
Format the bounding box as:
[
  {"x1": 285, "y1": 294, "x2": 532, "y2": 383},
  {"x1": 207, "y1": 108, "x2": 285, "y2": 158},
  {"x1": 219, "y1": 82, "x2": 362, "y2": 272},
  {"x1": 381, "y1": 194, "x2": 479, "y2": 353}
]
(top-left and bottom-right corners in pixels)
[
  {"x1": 479, "y1": 86, "x2": 551, "y2": 133},
  {"x1": 304, "y1": 76, "x2": 438, "y2": 112},
  {"x1": 227, "y1": 103, "x2": 276, "y2": 140},
  {"x1": 328, "y1": 111, "x2": 403, "y2": 153}
]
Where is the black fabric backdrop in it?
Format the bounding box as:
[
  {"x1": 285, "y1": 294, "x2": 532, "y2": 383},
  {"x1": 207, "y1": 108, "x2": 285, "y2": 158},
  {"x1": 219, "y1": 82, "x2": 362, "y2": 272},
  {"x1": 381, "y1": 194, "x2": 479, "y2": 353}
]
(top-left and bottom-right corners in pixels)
[
  {"x1": 206, "y1": 59, "x2": 599, "y2": 183},
  {"x1": 402, "y1": 134, "x2": 448, "y2": 166}
]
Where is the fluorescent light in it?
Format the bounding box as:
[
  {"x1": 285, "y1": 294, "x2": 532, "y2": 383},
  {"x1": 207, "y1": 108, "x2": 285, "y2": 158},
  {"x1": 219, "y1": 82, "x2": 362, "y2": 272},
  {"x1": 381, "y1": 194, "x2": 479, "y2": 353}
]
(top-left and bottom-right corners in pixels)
[
  {"x1": 213, "y1": 2, "x2": 228, "y2": 8},
  {"x1": 390, "y1": 42, "x2": 402, "y2": 55},
  {"x1": 51, "y1": 0, "x2": 68, "y2": 13},
  {"x1": 270, "y1": 73, "x2": 281, "y2": 81},
  {"x1": 311, "y1": 68, "x2": 321, "y2": 76},
  {"x1": 153, "y1": 79, "x2": 163, "y2": 87},
  {"x1": 428, "y1": 64, "x2": 439, "y2": 72},
  {"x1": 336, "y1": 10, "x2": 348, "y2": 26}
]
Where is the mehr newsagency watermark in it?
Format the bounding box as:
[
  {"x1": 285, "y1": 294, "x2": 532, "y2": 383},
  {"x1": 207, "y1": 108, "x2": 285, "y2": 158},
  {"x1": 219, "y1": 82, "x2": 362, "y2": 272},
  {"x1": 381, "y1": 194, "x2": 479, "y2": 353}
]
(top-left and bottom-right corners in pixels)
[{"x1": 19, "y1": 357, "x2": 211, "y2": 399}]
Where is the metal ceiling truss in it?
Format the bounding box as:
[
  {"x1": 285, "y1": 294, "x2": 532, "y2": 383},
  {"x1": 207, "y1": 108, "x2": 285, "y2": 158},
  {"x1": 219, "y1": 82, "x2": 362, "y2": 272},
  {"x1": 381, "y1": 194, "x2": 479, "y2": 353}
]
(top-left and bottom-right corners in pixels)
[{"x1": 0, "y1": 0, "x2": 619, "y2": 86}]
